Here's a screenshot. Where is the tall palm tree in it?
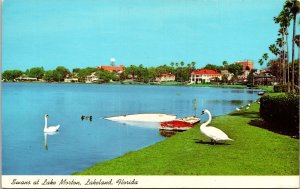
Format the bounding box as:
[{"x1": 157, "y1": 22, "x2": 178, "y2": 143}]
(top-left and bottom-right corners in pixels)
[
  {"x1": 289, "y1": 0, "x2": 299, "y2": 92},
  {"x1": 191, "y1": 61, "x2": 196, "y2": 69}
]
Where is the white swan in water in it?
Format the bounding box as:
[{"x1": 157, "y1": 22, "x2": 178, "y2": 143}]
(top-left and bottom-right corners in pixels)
[
  {"x1": 44, "y1": 114, "x2": 60, "y2": 133},
  {"x1": 200, "y1": 109, "x2": 233, "y2": 144}
]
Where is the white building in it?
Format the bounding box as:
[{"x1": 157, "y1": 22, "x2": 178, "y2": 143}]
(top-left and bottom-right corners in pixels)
[
  {"x1": 156, "y1": 73, "x2": 176, "y2": 82},
  {"x1": 190, "y1": 69, "x2": 222, "y2": 84},
  {"x1": 85, "y1": 73, "x2": 99, "y2": 83}
]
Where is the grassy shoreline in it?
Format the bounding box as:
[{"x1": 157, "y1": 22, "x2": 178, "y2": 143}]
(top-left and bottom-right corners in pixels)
[{"x1": 75, "y1": 102, "x2": 299, "y2": 175}]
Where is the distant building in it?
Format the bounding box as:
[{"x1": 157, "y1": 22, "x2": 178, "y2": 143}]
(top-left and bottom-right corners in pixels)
[
  {"x1": 85, "y1": 73, "x2": 99, "y2": 83},
  {"x1": 64, "y1": 78, "x2": 78, "y2": 83},
  {"x1": 98, "y1": 65, "x2": 125, "y2": 74},
  {"x1": 236, "y1": 60, "x2": 254, "y2": 71},
  {"x1": 253, "y1": 70, "x2": 276, "y2": 85},
  {"x1": 190, "y1": 69, "x2": 222, "y2": 84},
  {"x1": 221, "y1": 70, "x2": 234, "y2": 81},
  {"x1": 15, "y1": 75, "x2": 38, "y2": 82},
  {"x1": 156, "y1": 73, "x2": 176, "y2": 82}
]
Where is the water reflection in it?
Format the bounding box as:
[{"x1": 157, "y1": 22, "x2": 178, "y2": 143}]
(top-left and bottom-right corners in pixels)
[
  {"x1": 159, "y1": 130, "x2": 181, "y2": 137},
  {"x1": 44, "y1": 132, "x2": 59, "y2": 151},
  {"x1": 119, "y1": 121, "x2": 160, "y2": 129}
]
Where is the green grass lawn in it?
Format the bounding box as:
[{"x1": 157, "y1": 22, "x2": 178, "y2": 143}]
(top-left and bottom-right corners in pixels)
[{"x1": 75, "y1": 103, "x2": 298, "y2": 175}]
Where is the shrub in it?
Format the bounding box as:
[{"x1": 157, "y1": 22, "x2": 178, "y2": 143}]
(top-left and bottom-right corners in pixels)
[
  {"x1": 273, "y1": 85, "x2": 288, "y2": 92},
  {"x1": 260, "y1": 94, "x2": 299, "y2": 135}
]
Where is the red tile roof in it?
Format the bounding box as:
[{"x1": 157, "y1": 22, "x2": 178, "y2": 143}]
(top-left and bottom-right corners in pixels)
[
  {"x1": 192, "y1": 69, "x2": 221, "y2": 75},
  {"x1": 99, "y1": 65, "x2": 125, "y2": 72}
]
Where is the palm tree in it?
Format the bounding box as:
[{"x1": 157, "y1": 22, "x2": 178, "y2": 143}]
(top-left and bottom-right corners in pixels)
[
  {"x1": 269, "y1": 44, "x2": 282, "y2": 83},
  {"x1": 258, "y1": 59, "x2": 264, "y2": 66},
  {"x1": 170, "y1": 62, "x2": 175, "y2": 67},
  {"x1": 191, "y1": 61, "x2": 196, "y2": 69},
  {"x1": 180, "y1": 61, "x2": 185, "y2": 67},
  {"x1": 275, "y1": 6, "x2": 293, "y2": 87},
  {"x1": 289, "y1": 0, "x2": 299, "y2": 92}
]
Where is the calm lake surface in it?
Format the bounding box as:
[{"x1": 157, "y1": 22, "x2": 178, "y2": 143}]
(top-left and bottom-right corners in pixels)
[{"x1": 2, "y1": 83, "x2": 261, "y2": 175}]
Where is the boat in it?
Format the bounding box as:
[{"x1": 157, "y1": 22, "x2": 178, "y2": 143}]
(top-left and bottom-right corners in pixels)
[
  {"x1": 258, "y1": 91, "x2": 265, "y2": 95},
  {"x1": 160, "y1": 116, "x2": 200, "y2": 131},
  {"x1": 104, "y1": 113, "x2": 177, "y2": 123}
]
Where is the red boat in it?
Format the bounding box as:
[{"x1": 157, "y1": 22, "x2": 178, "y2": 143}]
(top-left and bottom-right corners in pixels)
[{"x1": 160, "y1": 116, "x2": 200, "y2": 131}]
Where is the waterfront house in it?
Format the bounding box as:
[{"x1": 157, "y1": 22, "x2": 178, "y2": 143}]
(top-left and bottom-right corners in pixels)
[
  {"x1": 190, "y1": 69, "x2": 222, "y2": 84},
  {"x1": 15, "y1": 75, "x2": 38, "y2": 82},
  {"x1": 98, "y1": 65, "x2": 125, "y2": 74},
  {"x1": 85, "y1": 73, "x2": 99, "y2": 83},
  {"x1": 156, "y1": 73, "x2": 176, "y2": 82},
  {"x1": 64, "y1": 78, "x2": 79, "y2": 83}
]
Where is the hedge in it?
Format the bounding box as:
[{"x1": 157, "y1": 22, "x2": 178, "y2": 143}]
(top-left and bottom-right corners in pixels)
[
  {"x1": 260, "y1": 94, "x2": 299, "y2": 135},
  {"x1": 273, "y1": 85, "x2": 288, "y2": 92}
]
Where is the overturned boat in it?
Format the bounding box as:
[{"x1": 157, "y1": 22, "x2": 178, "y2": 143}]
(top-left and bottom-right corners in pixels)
[
  {"x1": 160, "y1": 116, "x2": 200, "y2": 131},
  {"x1": 104, "y1": 113, "x2": 177, "y2": 123}
]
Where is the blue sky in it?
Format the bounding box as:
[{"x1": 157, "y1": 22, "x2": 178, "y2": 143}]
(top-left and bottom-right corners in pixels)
[{"x1": 2, "y1": 0, "x2": 294, "y2": 71}]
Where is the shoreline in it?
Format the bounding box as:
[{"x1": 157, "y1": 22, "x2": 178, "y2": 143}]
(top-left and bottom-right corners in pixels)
[
  {"x1": 74, "y1": 101, "x2": 298, "y2": 175},
  {"x1": 2, "y1": 81, "x2": 270, "y2": 90}
]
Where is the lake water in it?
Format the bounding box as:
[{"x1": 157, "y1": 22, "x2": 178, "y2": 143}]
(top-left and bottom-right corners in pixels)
[{"x1": 2, "y1": 83, "x2": 261, "y2": 175}]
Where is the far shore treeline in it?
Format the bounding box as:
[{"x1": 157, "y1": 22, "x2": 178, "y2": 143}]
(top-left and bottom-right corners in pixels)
[{"x1": 1, "y1": 61, "x2": 245, "y2": 83}]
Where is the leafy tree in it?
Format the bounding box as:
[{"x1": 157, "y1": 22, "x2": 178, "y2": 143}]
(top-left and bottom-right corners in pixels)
[
  {"x1": 267, "y1": 59, "x2": 282, "y2": 83},
  {"x1": 27, "y1": 67, "x2": 45, "y2": 79},
  {"x1": 2, "y1": 70, "x2": 23, "y2": 81},
  {"x1": 96, "y1": 70, "x2": 118, "y2": 83},
  {"x1": 43, "y1": 70, "x2": 54, "y2": 82},
  {"x1": 203, "y1": 64, "x2": 223, "y2": 72},
  {"x1": 76, "y1": 67, "x2": 98, "y2": 82},
  {"x1": 228, "y1": 63, "x2": 243, "y2": 76},
  {"x1": 55, "y1": 66, "x2": 71, "y2": 81}
]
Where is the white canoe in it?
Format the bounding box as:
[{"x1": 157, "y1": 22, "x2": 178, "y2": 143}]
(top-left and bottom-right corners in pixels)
[{"x1": 104, "y1": 113, "x2": 176, "y2": 123}]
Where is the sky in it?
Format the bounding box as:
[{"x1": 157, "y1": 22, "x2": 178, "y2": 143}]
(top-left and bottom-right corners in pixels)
[{"x1": 2, "y1": 0, "x2": 296, "y2": 71}]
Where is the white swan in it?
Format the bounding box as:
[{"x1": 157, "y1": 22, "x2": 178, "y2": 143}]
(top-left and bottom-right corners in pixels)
[
  {"x1": 44, "y1": 114, "x2": 60, "y2": 133},
  {"x1": 200, "y1": 109, "x2": 233, "y2": 144},
  {"x1": 235, "y1": 107, "x2": 241, "y2": 111}
]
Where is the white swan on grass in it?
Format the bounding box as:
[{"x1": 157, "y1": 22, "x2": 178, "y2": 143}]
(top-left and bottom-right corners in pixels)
[
  {"x1": 236, "y1": 107, "x2": 241, "y2": 111},
  {"x1": 200, "y1": 109, "x2": 233, "y2": 145},
  {"x1": 44, "y1": 114, "x2": 60, "y2": 133}
]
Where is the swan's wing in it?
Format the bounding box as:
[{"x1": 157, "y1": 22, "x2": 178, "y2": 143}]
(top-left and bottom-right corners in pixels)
[{"x1": 204, "y1": 126, "x2": 230, "y2": 140}]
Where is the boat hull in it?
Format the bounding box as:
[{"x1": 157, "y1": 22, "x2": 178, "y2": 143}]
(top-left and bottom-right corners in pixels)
[
  {"x1": 160, "y1": 117, "x2": 200, "y2": 131},
  {"x1": 104, "y1": 113, "x2": 177, "y2": 123}
]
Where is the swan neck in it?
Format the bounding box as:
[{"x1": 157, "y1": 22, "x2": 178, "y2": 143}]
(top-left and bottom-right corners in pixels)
[
  {"x1": 44, "y1": 117, "x2": 48, "y2": 129},
  {"x1": 201, "y1": 111, "x2": 212, "y2": 127}
]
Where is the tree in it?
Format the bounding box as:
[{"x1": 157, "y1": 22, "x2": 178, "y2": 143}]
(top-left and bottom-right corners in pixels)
[
  {"x1": 170, "y1": 62, "x2": 175, "y2": 67},
  {"x1": 180, "y1": 61, "x2": 185, "y2": 67},
  {"x1": 222, "y1": 61, "x2": 228, "y2": 69},
  {"x1": 289, "y1": 0, "x2": 300, "y2": 92},
  {"x1": 203, "y1": 64, "x2": 222, "y2": 72},
  {"x1": 55, "y1": 66, "x2": 71, "y2": 81},
  {"x1": 43, "y1": 70, "x2": 54, "y2": 82},
  {"x1": 27, "y1": 67, "x2": 45, "y2": 79},
  {"x1": 258, "y1": 59, "x2": 264, "y2": 66},
  {"x1": 228, "y1": 63, "x2": 242, "y2": 76},
  {"x1": 191, "y1": 61, "x2": 196, "y2": 69},
  {"x1": 267, "y1": 59, "x2": 282, "y2": 83},
  {"x1": 2, "y1": 70, "x2": 23, "y2": 81},
  {"x1": 96, "y1": 70, "x2": 117, "y2": 83}
]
